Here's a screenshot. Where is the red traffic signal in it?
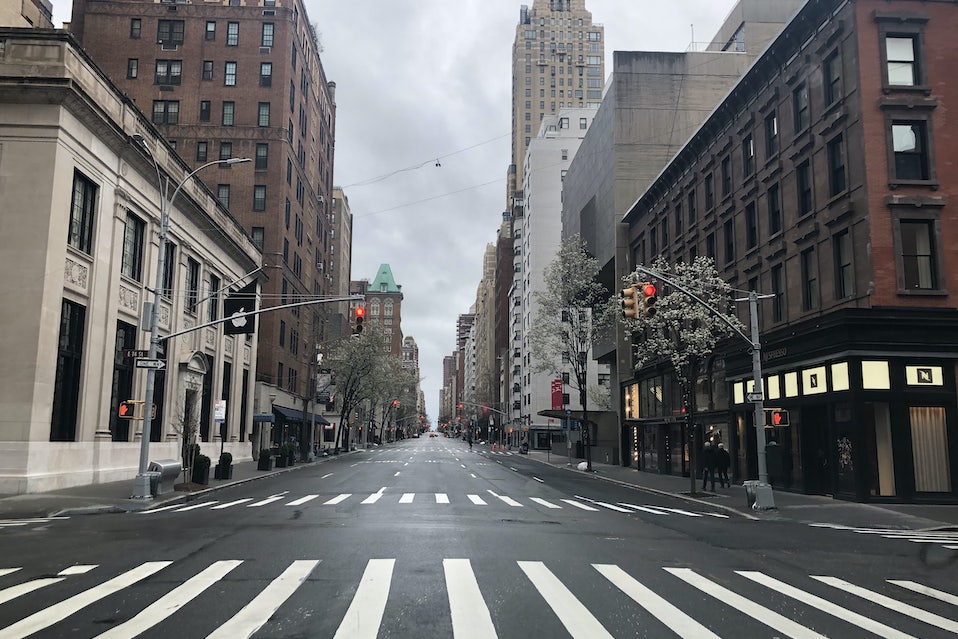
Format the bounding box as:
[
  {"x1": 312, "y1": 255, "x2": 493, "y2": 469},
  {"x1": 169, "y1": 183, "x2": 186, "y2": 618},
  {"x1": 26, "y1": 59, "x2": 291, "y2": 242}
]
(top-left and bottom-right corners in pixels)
[
  {"x1": 640, "y1": 282, "x2": 657, "y2": 317},
  {"x1": 353, "y1": 306, "x2": 365, "y2": 335}
]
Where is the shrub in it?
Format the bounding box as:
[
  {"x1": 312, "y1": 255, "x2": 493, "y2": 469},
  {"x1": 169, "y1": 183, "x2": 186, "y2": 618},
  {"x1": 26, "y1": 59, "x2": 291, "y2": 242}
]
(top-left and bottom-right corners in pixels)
[
  {"x1": 194, "y1": 454, "x2": 211, "y2": 470},
  {"x1": 260, "y1": 448, "x2": 272, "y2": 459},
  {"x1": 218, "y1": 452, "x2": 233, "y2": 466}
]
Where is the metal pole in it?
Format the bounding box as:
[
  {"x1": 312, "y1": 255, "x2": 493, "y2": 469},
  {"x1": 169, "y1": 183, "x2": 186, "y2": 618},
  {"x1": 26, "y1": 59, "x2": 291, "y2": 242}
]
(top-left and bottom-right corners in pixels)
[
  {"x1": 750, "y1": 291, "x2": 770, "y2": 485},
  {"x1": 131, "y1": 145, "x2": 250, "y2": 499}
]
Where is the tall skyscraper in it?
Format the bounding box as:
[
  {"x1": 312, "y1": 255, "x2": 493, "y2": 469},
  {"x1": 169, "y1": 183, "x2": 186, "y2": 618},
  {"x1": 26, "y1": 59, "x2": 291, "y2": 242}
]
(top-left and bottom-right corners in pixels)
[
  {"x1": 70, "y1": 0, "x2": 337, "y2": 411},
  {"x1": 509, "y1": 0, "x2": 604, "y2": 199}
]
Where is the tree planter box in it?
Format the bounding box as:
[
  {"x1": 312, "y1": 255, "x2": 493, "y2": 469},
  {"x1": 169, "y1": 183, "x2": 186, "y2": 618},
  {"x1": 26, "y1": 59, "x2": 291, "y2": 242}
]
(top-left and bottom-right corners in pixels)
[
  {"x1": 192, "y1": 466, "x2": 210, "y2": 485},
  {"x1": 275, "y1": 456, "x2": 288, "y2": 468},
  {"x1": 257, "y1": 456, "x2": 273, "y2": 471},
  {"x1": 214, "y1": 464, "x2": 233, "y2": 480}
]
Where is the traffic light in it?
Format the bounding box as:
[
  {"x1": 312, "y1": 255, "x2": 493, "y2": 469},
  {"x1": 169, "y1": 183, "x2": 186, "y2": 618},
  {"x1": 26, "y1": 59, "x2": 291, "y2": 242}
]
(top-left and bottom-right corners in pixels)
[
  {"x1": 640, "y1": 282, "x2": 657, "y2": 317},
  {"x1": 764, "y1": 408, "x2": 789, "y2": 426},
  {"x1": 620, "y1": 285, "x2": 640, "y2": 319},
  {"x1": 353, "y1": 306, "x2": 365, "y2": 334},
  {"x1": 117, "y1": 400, "x2": 140, "y2": 420}
]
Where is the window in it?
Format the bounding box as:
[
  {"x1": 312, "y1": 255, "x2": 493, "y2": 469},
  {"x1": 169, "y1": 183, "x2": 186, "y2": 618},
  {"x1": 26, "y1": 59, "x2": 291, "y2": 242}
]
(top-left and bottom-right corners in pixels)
[
  {"x1": 205, "y1": 20, "x2": 215, "y2": 40},
  {"x1": 262, "y1": 23, "x2": 274, "y2": 47},
  {"x1": 899, "y1": 219, "x2": 937, "y2": 289},
  {"x1": 127, "y1": 59, "x2": 138, "y2": 79},
  {"x1": 68, "y1": 171, "x2": 97, "y2": 254},
  {"x1": 258, "y1": 102, "x2": 270, "y2": 127},
  {"x1": 279, "y1": 320, "x2": 286, "y2": 347},
  {"x1": 208, "y1": 274, "x2": 220, "y2": 322},
  {"x1": 155, "y1": 59, "x2": 182, "y2": 85},
  {"x1": 199, "y1": 100, "x2": 211, "y2": 121},
  {"x1": 202, "y1": 60, "x2": 213, "y2": 81},
  {"x1": 833, "y1": 229, "x2": 853, "y2": 299},
  {"x1": 721, "y1": 156, "x2": 731, "y2": 197},
  {"x1": 723, "y1": 219, "x2": 735, "y2": 264},
  {"x1": 255, "y1": 143, "x2": 268, "y2": 169},
  {"x1": 224, "y1": 61, "x2": 236, "y2": 86},
  {"x1": 186, "y1": 257, "x2": 200, "y2": 313},
  {"x1": 801, "y1": 248, "x2": 819, "y2": 311},
  {"x1": 742, "y1": 135, "x2": 754, "y2": 177},
  {"x1": 827, "y1": 135, "x2": 847, "y2": 197},
  {"x1": 771, "y1": 264, "x2": 785, "y2": 322},
  {"x1": 51, "y1": 299, "x2": 85, "y2": 442},
  {"x1": 793, "y1": 82, "x2": 810, "y2": 133},
  {"x1": 824, "y1": 51, "x2": 842, "y2": 106},
  {"x1": 157, "y1": 20, "x2": 184, "y2": 46},
  {"x1": 196, "y1": 141, "x2": 208, "y2": 162},
  {"x1": 768, "y1": 183, "x2": 782, "y2": 236},
  {"x1": 253, "y1": 185, "x2": 266, "y2": 211},
  {"x1": 276, "y1": 363, "x2": 283, "y2": 386},
  {"x1": 706, "y1": 232, "x2": 716, "y2": 260},
  {"x1": 885, "y1": 35, "x2": 919, "y2": 86},
  {"x1": 579, "y1": 117, "x2": 587, "y2": 129},
  {"x1": 226, "y1": 21, "x2": 239, "y2": 46},
  {"x1": 745, "y1": 202, "x2": 757, "y2": 250},
  {"x1": 217, "y1": 184, "x2": 230, "y2": 209},
  {"x1": 218, "y1": 141, "x2": 232, "y2": 160},
  {"x1": 705, "y1": 173, "x2": 714, "y2": 210},
  {"x1": 892, "y1": 121, "x2": 930, "y2": 181},
  {"x1": 130, "y1": 18, "x2": 141, "y2": 39},
  {"x1": 797, "y1": 160, "x2": 813, "y2": 216},
  {"x1": 222, "y1": 101, "x2": 234, "y2": 126},
  {"x1": 151, "y1": 100, "x2": 179, "y2": 124},
  {"x1": 687, "y1": 190, "x2": 697, "y2": 225},
  {"x1": 674, "y1": 203, "x2": 683, "y2": 236},
  {"x1": 765, "y1": 111, "x2": 778, "y2": 158},
  {"x1": 161, "y1": 241, "x2": 176, "y2": 298},
  {"x1": 251, "y1": 227, "x2": 264, "y2": 251},
  {"x1": 260, "y1": 62, "x2": 272, "y2": 86}
]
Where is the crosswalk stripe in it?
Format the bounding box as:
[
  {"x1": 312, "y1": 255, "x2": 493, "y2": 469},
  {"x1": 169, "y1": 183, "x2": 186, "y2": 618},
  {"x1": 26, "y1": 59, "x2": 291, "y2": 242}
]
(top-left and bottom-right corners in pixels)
[
  {"x1": 333, "y1": 559, "x2": 394, "y2": 639},
  {"x1": 0, "y1": 576, "x2": 66, "y2": 606},
  {"x1": 361, "y1": 489, "x2": 386, "y2": 505},
  {"x1": 665, "y1": 568, "x2": 828, "y2": 639},
  {"x1": 399, "y1": 493, "x2": 415, "y2": 504},
  {"x1": 467, "y1": 494, "x2": 487, "y2": 505},
  {"x1": 575, "y1": 496, "x2": 631, "y2": 513},
  {"x1": 737, "y1": 571, "x2": 917, "y2": 639},
  {"x1": 529, "y1": 498, "x2": 561, "y2": 509},
  {"x1": 138, "y1": 503, "x2": 184, "y2": 514},
  {"x1": 0, "y1": 561, "x2": 172, "y2": 639},
  {"x1": 175, "y1": 501, "x2": 218, "y2": 512},
  {"x1": 618, "y1": 503, "x2": 668, "y2": 515},
  {"x1": 444, "y1": 559, "x2": 497, "y2": 639},
  {"x1": 594, "y1": 564, "x2": 719, "y2": 639},
  {"x1": 324, "y1": 494, "x2": 351, "y2": 505},
  {"x1": 812, "y1": 576, "x2": 958, "y2": 634},
  {"x1": 207, "y1": 560, "x2": 319, "y2": 639},
  {"x1": 59, "y1": 565, "x2": 97, "y2": 576},
  {"x1": 0, "y1": 568, "x2": 22, "y2": 578},
  {"x1": 649, "y1": 506, "x2": 703, "y2": 517},
  {"x1": 211, "y1": 498, "x2": 255, "y2": 510},
  {"x1": 560, "y1": 499, "x2": 599, "y2": 511},
  {"x1": 889, "y1": 580, "x2": 958, "y2": 606},
  {"x1": 487, "y1": 490, "x2": 522, "y2": 507},
  {"x1": 0, "y1": 522, "x2": 28, "y2": 528},
  {"x1": 95, "y1": 560, "x2": 243, "y2": 639},
  {"x1": 247, "y1": 495, "x2": 286, "y2": 508},
  {"x1": 436, "y1": 493, "x2": 450, "y2": 504},
  {"x1": 518, "y1": 561, "x2": 614, "y2": 639},
  {"x1": 285, "y1": 495, "x2": 319, "y2": 506}
]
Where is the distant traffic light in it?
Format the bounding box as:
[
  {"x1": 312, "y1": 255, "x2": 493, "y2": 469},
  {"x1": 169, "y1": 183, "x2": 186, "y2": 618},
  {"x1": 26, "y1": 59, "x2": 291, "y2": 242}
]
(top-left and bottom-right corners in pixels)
[
  {"x1": 620, "y1": 285, "x2": 640, "y2": 319},
  {"x1": 353, "y1": 306, "x2": 365, "y2": 334},
  {"x1": 764, "y1": 409, "x2": 789, "y2": 426},
  {"x1": 640, "y1": 282, "x2": 657, "y2": 317}
]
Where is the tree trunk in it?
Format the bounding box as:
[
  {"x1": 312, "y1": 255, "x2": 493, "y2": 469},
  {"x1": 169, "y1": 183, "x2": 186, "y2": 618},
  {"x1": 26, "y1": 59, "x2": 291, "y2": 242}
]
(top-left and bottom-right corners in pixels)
[
  {"x1": 580, "y1": 388, "x2": 592, "y2": 472},
  {"x1": 687, "y1": 381, "x2": 697, "y2": 496}
]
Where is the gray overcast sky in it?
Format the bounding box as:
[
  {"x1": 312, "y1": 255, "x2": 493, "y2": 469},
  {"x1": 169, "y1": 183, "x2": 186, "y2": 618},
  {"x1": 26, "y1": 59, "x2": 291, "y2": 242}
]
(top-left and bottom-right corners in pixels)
[{"x1": 51, "y1": 0, "x2": 738, "y2": 423}]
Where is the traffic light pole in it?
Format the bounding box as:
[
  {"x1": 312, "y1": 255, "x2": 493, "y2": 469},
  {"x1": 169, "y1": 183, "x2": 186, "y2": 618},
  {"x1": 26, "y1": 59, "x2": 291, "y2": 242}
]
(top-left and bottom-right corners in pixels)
[{"x1": 632, "y1": 266, "x2": 776, "y2": 509}]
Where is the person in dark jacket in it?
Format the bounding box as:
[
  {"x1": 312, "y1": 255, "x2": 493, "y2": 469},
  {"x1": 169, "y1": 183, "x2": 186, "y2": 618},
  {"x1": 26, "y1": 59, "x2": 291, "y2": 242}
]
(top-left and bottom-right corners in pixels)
[
  {"x1": 701, "y1": 441, "x2": 717, "y2": 491},
  {"x1": 716, "y1": 442, "x2": 731, "y2": 488}
]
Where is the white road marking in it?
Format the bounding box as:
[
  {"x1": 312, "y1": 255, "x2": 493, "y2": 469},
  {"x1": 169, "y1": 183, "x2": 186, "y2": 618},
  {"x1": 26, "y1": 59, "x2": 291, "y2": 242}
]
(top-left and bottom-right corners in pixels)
[
  {"x1": 362, "y1": 488, "x2": 386, "y2": 505},
  {"x1": 518, "y1": 561, "x2": 613, "y2": 639},
  {"x1": 394, "y1": 472, "x2": 401, "y2": 477},
  {"x1": 595, "y1": 564, "x2": 720, "y2": 639},
  {"x1": 532, "y1": 476, "x2": 544, "y2": 483},
  {"x1": 574, "y1": 496, "x2": 632, "y2": 513},
  {"x1": 321, "y1": 473, "x2": 332, "y2": 479},
  {"x1": 0, "y1": 561, "x2": 171, "y2": 639},
  {"x1": 208, "y1": 560, "x2": 319, "y2": 639},
  {"x1": 0, "y1": 568, "x2": 22, "y2": 577},
  {"x1": 97, "y1": 561, "x2": 243, "y2": 639},
  {"x1": 174, "y1": 501, "x2": 219, "y2": 512},
  {"x1": 487, "y1": 490, "x2": 522, "y2": 507},
  {"x1": 529, "y1": 498, "x2": 561, "y2": 509},
  {"x1": 324, "y1": 494, "x2": 351, "y2": 505},
  {"x1": 211, "y1": 498, "x2": 255, "y2": 510},
  {"x1": 138, "y1": 503, "x2": 187, "y2": 514},
  {"x1": 889, "y1": 580, "x2": 958, "y2": 606},
  {"x1": 436, "y1": 493, "x2": 450, "y2": 504},
  {"x1": 0, "y1": 577, "x2": 66, "y2": 606},
  {"x1": 470, "y1": 474, "x2": 477, "y2": 479},
  {"x1": 467, "y1": 494, "x2": 488, "y2": 505},
  {"x1": 618, "y1": 503, "x2": 668, "y2": 515},
  {"x1": 286, "y1": 495, "x2": 319, "y2": 506},
  {"x1": 560, "y1": 499, "x2": 599, "y2": 511},
  {"x1": 333, "y1": 559, "x2": 394, "y2": 639},
  {"x1": 649, "y1": 506, "x2": 703, "y2": 517},
  {"x1": 58, "y1": 565, "x2": 96, "y2": 575},
  {"x1": 444, "y1": 559, "x2": 498, "y2": 639},
  {"x1": 399, "y1": 493, "x2": 415, "y2": 504},
  {"x1": 247, "y1": 494, "x2": 287, "y2": 508}
]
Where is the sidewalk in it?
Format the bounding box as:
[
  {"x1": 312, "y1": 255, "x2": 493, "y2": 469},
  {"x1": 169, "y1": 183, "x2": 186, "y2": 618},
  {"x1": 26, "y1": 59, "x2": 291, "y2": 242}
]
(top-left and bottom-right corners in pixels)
[{"x1": 518, "y1": 447, "x2": 958, "y2": 531}]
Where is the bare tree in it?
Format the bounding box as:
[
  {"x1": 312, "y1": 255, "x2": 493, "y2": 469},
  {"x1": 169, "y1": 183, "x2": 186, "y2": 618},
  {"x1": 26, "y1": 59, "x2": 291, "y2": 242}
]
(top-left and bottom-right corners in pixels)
[
  {"x1": 528, "y1": 235, "x2": 615, "y2": 471},
  {"x1": 326, "y1": 325, "x2": 386, "y2": 452}
]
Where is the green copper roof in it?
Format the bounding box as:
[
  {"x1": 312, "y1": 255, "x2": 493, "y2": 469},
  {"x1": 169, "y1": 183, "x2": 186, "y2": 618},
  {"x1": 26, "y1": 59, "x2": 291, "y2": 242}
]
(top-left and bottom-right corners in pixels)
[{"x1": 370, "y1": 264, "x2": 401, "y2": 293}]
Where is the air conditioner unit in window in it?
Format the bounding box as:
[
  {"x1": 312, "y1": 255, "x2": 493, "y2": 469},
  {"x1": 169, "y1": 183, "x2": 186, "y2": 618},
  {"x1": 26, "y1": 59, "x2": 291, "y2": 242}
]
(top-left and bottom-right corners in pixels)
[{"x1": 259, "y1": 47, "x2": 271, "y2": 53}]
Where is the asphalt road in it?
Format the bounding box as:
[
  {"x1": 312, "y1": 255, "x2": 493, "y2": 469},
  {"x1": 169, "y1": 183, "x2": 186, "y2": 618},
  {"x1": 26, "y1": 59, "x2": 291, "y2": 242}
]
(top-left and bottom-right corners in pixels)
[{"x1": 1, "y1": 437, "x2": 957, "y2": 638}]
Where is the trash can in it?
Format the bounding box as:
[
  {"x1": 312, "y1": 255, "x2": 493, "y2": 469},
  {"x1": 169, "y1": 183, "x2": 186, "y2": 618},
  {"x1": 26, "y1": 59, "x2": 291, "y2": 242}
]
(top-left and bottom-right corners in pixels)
[
  {"x1": 148, "y1": 459, "x2": 181, "y2": 496},
  {"x1": 743, "y1": 480, "x2": 776, "y2": 510},
  {"x1": 146, "y1": 471, "x2": 162, "y2": 497}
]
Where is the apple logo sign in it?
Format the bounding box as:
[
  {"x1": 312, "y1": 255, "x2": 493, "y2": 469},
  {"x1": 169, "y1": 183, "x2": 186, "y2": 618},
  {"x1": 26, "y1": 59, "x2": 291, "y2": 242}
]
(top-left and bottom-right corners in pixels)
[{"x1": 230, "y1": 307, "x2": 248, "y2": 328}]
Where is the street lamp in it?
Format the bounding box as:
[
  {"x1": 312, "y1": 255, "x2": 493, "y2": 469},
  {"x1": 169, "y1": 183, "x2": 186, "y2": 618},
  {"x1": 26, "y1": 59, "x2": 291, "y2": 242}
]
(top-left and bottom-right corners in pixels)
[{"x1": 131, "y1": 135, "x2": 251, "y2": 499}]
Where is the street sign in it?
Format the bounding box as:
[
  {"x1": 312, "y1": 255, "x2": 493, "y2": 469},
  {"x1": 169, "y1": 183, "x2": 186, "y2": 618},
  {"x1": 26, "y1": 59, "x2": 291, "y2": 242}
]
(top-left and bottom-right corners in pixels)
[
  {"x1": 746, "y1": 392, "x2": 764, "y2": 402},
  {"x1": 123, "y1": 349, "x2": 149, "y2": 359},
  {"x1": 135, "y1": 358, "x2": 166, "y2": 370}
]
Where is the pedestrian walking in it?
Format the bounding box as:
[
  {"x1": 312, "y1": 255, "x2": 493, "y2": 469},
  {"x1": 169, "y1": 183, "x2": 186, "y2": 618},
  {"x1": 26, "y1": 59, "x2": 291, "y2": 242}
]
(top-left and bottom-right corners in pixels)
[
  {"x1": 702, "y1": 441, "x2": 717, "y2": 491},
  {"x1": 717, "y1": 442, "x2": 731, "y2": 488}
]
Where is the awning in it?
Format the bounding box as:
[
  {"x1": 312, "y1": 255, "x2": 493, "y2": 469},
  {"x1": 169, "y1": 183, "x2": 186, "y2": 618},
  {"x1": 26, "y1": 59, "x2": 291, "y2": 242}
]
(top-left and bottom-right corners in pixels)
[
  {"x1": 273, "y1": 404, "x2": 330, "y2": 425},
  {"x1": 252, "y1": 413, "x2": 274, "y2": 423}
]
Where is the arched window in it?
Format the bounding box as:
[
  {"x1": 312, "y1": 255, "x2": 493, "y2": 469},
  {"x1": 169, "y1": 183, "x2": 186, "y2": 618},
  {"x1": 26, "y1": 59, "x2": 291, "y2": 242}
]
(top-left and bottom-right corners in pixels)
[
  {"x1": 384, "y1": 300, "x2": 394, "y2": 317},
  {"x1": 370, "y1": 300, "x2": 381, "y2": 316}
]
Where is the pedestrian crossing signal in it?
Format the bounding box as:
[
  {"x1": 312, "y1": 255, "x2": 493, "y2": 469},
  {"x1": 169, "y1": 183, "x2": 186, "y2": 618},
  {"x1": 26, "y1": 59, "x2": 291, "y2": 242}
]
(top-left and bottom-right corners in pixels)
[
  {"x1": 764, "y1": 409, "x2": 789, "y2": 426},
  {"x1": 620, "y1": 285, "x2": 640, "y2": 319},
  {"x1": 118, "y1": 400, "x2": 141, "y2": 419}
]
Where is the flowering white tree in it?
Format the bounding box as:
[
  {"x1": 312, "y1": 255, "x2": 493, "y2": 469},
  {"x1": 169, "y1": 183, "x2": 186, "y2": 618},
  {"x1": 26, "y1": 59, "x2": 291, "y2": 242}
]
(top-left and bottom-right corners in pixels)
[
  {"x1": 622, "y1": 256, "x2": 744, "y2": 493},
  {"x1": 529, "y1": 235, "x2": 616, "y2": 471}
]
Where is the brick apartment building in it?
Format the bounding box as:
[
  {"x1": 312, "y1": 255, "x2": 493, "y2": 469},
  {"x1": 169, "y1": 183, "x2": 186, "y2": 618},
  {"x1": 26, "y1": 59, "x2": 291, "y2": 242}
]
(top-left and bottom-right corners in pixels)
[
  {"x1": 69, "y1": 0, "x2": 337, "y2": 430},
  {"x1": 621, "y1": 0, "x2": 958, "y2": 503}
]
